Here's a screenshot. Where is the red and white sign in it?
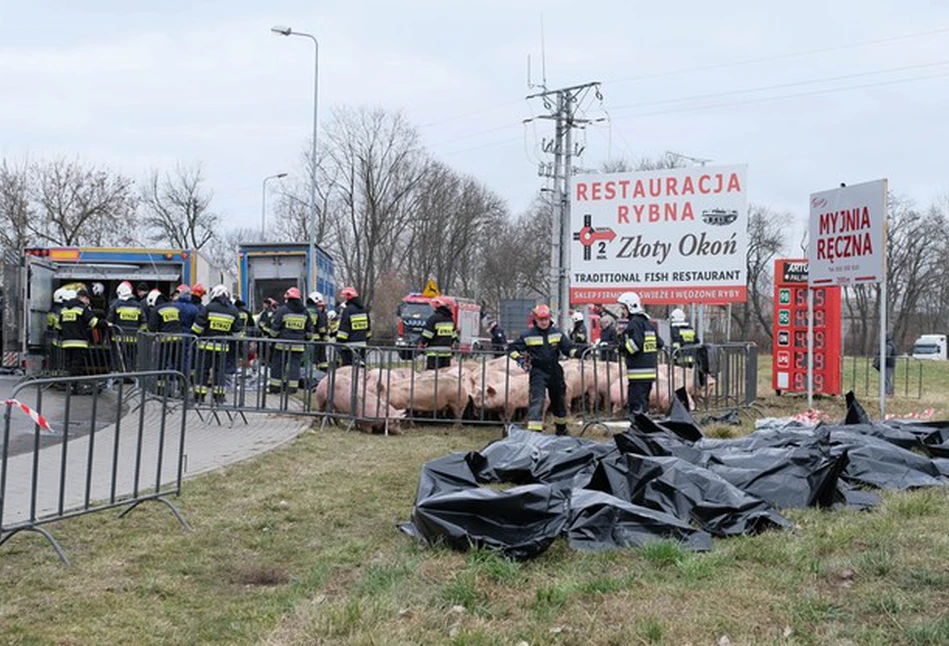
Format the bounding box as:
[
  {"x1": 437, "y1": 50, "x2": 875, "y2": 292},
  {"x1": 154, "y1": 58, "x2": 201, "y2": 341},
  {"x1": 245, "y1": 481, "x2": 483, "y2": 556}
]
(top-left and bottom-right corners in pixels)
[
  {"x1": 570, "y1": 164, "x2": 748, "y2": 305},
  {"x1": 808, "y1": 179, "x2": 887, "y2": 286}
]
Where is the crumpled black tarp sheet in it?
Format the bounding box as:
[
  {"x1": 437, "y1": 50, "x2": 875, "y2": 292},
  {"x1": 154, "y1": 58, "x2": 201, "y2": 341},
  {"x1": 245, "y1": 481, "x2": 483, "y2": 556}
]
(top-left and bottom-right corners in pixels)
[{"x1": 400, "y1": 392, "x2": 948, "y2": 560}]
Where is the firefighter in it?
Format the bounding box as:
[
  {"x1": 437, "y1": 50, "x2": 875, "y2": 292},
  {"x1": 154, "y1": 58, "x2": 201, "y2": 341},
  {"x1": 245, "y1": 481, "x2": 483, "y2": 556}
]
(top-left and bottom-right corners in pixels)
[
  {"x1": 268, "y1": 287, "x2": 313, "y2": 394},
  {"x1": 146, "y1": 288, "x2": 184, "y2": 395},
  {"x1": 47, "y1": 287, "x2": 67, "y2": 374},
  {"x1": 107, "y1": 281, "x2": 146, "y2": 373},
  {"x1": 306, "y1": 292, "x2": 329, "y2": 372},
  {"x1": 256, "y1": 297, "x2": 278, "y2": 373},
  {"x1": 569, "y1": 310, "x2": 588, "y2": 345},
  {"x1": 419, "y1": 296, "x2": 456, "y2": 370},
  {"x1": 617, "y1": 292, "x2": 663, "y2": 419},
  {"x1": 488, "y1": 320, "x2": 506, "y2": 357},
  {"x1": 669, "y1": 307, "x2": 699, "y2": 367},
  {"x1": 136, "y1": 282, "x2": 150, "y2": 315},
  {"x1": 327, "y1": 310, "x2": 339, "y2": 338},
  {"x1": 508, "y1": 304, "x2": 582, "y2": 436},
  {"x1": 336, "y1": 286, "x2": 370, "y2": 367},
  {"x1": 59, "y1": 288, "x2": 106, "y2": 387},
  {"x1": 598, "y1": 315, "x2": 619, "y2": 362},
  {"x1": 191, "y1": 284, "x2": 242, "y2": 403}
]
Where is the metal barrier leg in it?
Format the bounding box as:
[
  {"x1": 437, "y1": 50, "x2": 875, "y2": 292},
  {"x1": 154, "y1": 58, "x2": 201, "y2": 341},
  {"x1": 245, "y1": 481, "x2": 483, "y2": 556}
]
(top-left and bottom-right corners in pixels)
[
  {"x1": 117, "y1": 496, "x2": 191, "y2": 531},
  {"x1": 0, "y1": 526, "x2": 71, "y2": 566}
]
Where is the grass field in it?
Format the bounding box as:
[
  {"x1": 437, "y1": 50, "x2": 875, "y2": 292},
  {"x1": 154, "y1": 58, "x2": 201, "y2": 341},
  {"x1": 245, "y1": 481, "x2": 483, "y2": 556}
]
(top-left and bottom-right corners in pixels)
[{"x1": 3, "y1": 357, "x2": 949, "y2": 645}]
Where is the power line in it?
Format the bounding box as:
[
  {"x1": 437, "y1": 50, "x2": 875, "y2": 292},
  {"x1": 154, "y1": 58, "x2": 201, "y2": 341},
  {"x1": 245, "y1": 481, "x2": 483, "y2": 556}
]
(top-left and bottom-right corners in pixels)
[
  {"x1": 602, "y1": 25, "x2": 949, "y2": 85},
  {"x1": 609, "y1": 69, "x2": 949, "y2": 121},
  {"x1": 609, "y1": 58, "x2": 949, "y2": 112}
]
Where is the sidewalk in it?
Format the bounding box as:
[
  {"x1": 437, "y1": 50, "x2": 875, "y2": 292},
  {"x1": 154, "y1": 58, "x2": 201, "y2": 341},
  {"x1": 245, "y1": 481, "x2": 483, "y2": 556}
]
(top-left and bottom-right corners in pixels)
[{"x1": 1, "y1": 398, "x2": 313, "y2": 528}]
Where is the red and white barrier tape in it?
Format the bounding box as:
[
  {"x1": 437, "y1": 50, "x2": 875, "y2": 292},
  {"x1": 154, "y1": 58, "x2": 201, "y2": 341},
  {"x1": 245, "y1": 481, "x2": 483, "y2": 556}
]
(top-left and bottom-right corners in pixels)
[{"x1": 4, "y1": 399, "x2": 58, "y2": 434}]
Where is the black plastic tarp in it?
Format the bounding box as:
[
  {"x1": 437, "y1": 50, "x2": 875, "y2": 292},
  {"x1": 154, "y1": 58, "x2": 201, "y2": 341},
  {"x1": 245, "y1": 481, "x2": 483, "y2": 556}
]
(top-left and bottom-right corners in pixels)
[{"x1": 401, "y1": 393, "x2": 949, "y2": 560}]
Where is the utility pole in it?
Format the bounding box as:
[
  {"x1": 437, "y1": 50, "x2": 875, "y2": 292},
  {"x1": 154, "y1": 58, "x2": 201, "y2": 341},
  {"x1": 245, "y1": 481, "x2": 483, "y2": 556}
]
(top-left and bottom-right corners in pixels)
[{"x1": 527, "y1": 81, "x2": 601, "y2": 331}]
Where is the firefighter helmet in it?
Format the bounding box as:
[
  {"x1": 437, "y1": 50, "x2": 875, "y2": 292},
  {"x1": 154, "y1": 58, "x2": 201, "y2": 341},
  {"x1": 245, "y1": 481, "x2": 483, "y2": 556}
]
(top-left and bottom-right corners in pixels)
[
  {"x1": 146, "y1": 288, "x2": 163, "y2": 308},
  {"x1": 617, "y1": 292, "x2": 643, "y2": 315},
  {"x1": 116, "y1": 281, "x2": 133, "y2": 300},
  {"x1": 532, "y1": 304, "x2": 552, "y2": 320},
  {"x1": 191, "y1": 283, "x2": 206, "y2": 297},
  {"x1": 92, "y1": 282, "x2": 105, "y2": 296},
  {"x1": 53, "y1": 287, "x2": 67, "y2": 305},
  {"x1": 431, "y1": 296, "x2": 449, "y2": 309},
  {"x1": 284, "y1": 287, "x2": 302, "y2": 300},
  {"x1": 670, "y1": 308, "x2": 687, "y2": 324},
  {"x1": 308, "y1": 291, "x2": 324, "y2": 305},
  {"x1": 327, "y1": 310, "x2": 337, "y2": 321},
  {"x1": 210, "y1": 284, "x2": 229, "y2": 301},
  {"x1": 572, "y1": 311, "x2": 584, "y2": 323},
  {"x1": 340, "y1": 286, "x2": 358, "y2": 300}
]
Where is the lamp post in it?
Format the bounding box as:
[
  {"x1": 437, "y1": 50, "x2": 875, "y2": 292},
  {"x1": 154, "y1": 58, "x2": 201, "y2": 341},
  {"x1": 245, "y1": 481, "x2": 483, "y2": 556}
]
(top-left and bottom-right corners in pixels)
[
  {"x1": 260, "y1": 173, "x2": 287, "y2": 238},
  {"x1": 271, "y1": 25, "x2": 319, "y2": 293}
]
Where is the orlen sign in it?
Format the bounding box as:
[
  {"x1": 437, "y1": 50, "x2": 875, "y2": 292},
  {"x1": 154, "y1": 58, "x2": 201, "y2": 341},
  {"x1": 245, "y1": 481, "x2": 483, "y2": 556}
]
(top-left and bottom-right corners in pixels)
[
  {"x1": 808, "y1": 179, "x2": 887, "y2": 287},
  {"x1": 570, "y1": 164, "x2": 748, "y2": 305}
]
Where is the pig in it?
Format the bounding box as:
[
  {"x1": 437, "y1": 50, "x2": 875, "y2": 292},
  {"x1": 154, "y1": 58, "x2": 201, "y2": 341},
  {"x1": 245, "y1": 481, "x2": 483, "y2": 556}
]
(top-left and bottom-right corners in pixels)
[
  {"x1": 378, "y1": 373, "x2": 470, "y2": 425},
  {"x1": 581, "y1": 358, "x2": 624, "y2": 411},
  {"x1": 471, "y1": 371, "x2": 532, "y2": 422},
  {"x1": 318, "y1": 374, "x2": 403, "y2": 434},
  {"x1": 560, "y1": 359, "x2": 584, "y2": 412}
]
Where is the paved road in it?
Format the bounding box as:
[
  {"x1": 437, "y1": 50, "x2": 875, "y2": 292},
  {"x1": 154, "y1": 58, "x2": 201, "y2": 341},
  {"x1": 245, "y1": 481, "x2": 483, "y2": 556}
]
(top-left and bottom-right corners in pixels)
[{"x1": 0, "y1": 376, "x2": 122, "y2": 459}]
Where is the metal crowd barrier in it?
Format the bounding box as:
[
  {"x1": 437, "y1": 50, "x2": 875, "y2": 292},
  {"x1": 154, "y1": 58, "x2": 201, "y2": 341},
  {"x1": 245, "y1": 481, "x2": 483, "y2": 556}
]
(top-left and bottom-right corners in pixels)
[
  {"x1": 844, "y1": 355, "x2": 924, "y2": 399},
  {"x1": 0, "y1": 370, "x2": 190, "y2": 565}
]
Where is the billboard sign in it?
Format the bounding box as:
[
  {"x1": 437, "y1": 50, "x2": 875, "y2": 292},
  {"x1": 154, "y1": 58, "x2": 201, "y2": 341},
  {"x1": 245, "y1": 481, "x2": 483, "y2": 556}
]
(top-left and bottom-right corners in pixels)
[
  {"x1": 808, "y1": 179, "x2": 887, "y2": 286},
  {"x1": 570, "y1": 164, "x2": 748, "y2": 304}
]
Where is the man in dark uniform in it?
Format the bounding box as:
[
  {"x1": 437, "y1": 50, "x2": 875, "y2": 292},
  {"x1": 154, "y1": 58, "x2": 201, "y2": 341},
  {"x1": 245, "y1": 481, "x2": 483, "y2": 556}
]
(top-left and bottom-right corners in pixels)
[
  {"x1": 268, "y1": 287, "x2": 314, "y2": 394},
  {"x1": 488, "y1": 320, "x2": 507, "y2": 357},
  {"x1": 146, "y1": 288, "x2": 184, "y2": 395},
  {"x1": 508, "y1": 304, "x2": 583, "y2": 436},
  {"x1": 306, "y1": 291, "x2": 329, "y2": 372},
  {"x1": 419, "y1": 296, "x2": 456, "y2": 370},
  {"x1": 336, "y1": 286, "x2": 370, "y2": 367},
  {"x1": 669, "y1": 307, "x2": 700, "y2": 367},
  {"x1": 59, "y1": 288, "x2": 107, "y2": 388},
  {"x1": 618, "y1": 291, "x2": 663, "y2": 419},
  {"x1": 47, "y1": 287, "x2": 67, "y2": 375},
  {"x1": 107, "y1": 281, "x2": 146, "y2": 373},
  {"x1": 598, "y1": 315, "x2": 619, "y2": 362},
  {"x1": 569, "y1": 311, "x2": 588, "y2": 345},
  {"x1": 191, "y1": 284, "x2": 242, "y2": 403}
]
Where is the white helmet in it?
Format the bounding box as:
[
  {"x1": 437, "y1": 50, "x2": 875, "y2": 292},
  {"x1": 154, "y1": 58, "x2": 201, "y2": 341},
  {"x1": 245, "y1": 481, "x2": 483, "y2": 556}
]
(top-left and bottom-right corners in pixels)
[
  {"x1": 617, "y1": 291, "x2": 643, "y2": 315},
  {"x1": 92, "y1": 282, "x2": 105, "y2": 296},
  {"x1": 308, "y1": 291, "x2": 324, "y2": 305},
  {"x1": 670, "y1": 308, "x2": 687, "y2": 324},
  {"x1": 116, "y1": 281, "x2": 134, "y2": 300},
  {"x1": 327, "y1": 310, "x2": 337, "y2": 321},
  {"x1": 571, "y1": 311, "x2": 584, "y2": 323},
  {"x1": 62, "y1": 288, "x2": 77, "y2": 302},
  {"x1": 53, "y1": 288, "x2": 66, "y2": 305},
  {"x1": 210, "y1": 284, "x2": 229, "y2": 301},
  {"x1": 146, "y1": 288, "x2": 162, "y2": 308}
]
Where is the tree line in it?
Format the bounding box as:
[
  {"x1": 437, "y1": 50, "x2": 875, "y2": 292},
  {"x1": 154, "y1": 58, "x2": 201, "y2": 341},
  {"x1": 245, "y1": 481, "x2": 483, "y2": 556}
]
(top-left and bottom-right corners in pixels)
[{"x1": 2, "y1": 106, "x2": 945, "y2": 348}]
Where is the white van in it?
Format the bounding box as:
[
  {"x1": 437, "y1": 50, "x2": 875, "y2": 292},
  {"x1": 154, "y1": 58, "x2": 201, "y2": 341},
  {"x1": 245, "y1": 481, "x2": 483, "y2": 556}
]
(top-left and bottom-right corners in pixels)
[{"x1": 911, "y1": 334, "x2": 947, "y2": 360}]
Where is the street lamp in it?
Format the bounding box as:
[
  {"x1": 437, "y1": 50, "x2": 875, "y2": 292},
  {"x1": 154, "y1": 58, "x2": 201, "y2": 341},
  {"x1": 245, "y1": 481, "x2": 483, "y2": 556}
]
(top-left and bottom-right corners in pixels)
[
  {"x1": 271, "y1": 25, "x2": 319, "y2": 294},
  {"x1": 260, "y1": 173, "x2": 288, "y2": 238}
]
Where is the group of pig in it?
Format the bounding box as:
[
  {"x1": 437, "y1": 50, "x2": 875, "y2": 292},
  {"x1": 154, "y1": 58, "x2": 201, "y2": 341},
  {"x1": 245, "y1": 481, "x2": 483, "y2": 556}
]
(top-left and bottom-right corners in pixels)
[{"x1": 313, "y1": 357, "x2": 705, "y2": 434}]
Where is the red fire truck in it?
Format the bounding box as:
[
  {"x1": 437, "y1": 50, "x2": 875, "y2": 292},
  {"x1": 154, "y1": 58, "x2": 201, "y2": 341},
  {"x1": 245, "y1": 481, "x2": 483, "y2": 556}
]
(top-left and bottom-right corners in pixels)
[{"x1": 396, "y1": 292, "x2": 483, "y2": 357}]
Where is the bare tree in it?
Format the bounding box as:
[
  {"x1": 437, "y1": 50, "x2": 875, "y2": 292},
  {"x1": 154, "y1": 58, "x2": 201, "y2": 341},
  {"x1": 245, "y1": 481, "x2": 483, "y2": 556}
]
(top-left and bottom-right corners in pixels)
[
  {"x1": 324, "y1": 107, "x2": 427, "y2": 307},
  {"x1": 0, "y1": 159, "x2": 33, "y2": 261},
  {"x1": 732, "y1": 204, "x2": 791, "y2": 345},
  {"x1": 271, "y1": 146, "x2": 338, "y2": 247},
  {"x1": 140, "y1": 163, "x2": 218, "y2": 250},
  {"x1": 30, "y1": 158, "x2": 138, "y2": 246}
]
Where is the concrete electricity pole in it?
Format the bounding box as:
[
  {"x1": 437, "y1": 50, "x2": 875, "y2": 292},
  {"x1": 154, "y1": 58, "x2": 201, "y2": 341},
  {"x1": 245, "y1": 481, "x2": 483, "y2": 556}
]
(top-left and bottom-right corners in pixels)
[{"x1": 526, "y1": 81, "x2": 601, "y2": 331}]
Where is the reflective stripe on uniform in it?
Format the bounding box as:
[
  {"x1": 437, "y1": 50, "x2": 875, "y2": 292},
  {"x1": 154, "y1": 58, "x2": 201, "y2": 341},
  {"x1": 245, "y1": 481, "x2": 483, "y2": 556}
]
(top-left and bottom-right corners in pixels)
[
  {"x1": 625, "y1": 337, "x2": 639, "y2": 354},
  {"x1": 627, "y1": 368, "x2": 657, "y2": 380},
  {"x1": 420, "y1": 328, "x2": 435, "y2": 339},
  {"x1": 524, "y1": 336, "x2": 544, "y2": 346},
  {"x1": 527, "y1": 421, "x2": 544, "y2": 431},
  {"x1": 435, "y1": 322, "x2": 455, "y2": 336},
  {"x1": 61, "y1": 340, "x2": 89, "y2": 349},
  {"x1": 350, "y1": 314, "x2": 369, "y2": 331},
  {"x1": 548, "y1": 333, "x2": 561, "y2": 344}
]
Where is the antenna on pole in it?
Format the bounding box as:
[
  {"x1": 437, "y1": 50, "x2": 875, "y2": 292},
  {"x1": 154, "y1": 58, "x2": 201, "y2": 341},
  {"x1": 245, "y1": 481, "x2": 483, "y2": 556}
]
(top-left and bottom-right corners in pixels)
[{"x1": 540, "y1": 13, "x2": 548, "y2": 90}]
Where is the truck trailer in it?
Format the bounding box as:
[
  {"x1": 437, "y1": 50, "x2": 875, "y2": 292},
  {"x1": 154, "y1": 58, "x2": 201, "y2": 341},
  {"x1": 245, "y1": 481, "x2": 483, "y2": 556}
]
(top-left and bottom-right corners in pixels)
[
  {"x1": 6, "y1": 246, "x2": 233, "y2": 372},
  {"x1": 236, "y1": 242, "x2": 335, "y2": 313}
]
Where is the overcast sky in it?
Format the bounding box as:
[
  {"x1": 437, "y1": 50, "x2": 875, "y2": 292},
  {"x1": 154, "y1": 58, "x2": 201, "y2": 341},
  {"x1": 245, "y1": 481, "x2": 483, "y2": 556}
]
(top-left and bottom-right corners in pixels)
[{"x1": 3, "y1": 0, "x2": 949, "y2": 248}]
